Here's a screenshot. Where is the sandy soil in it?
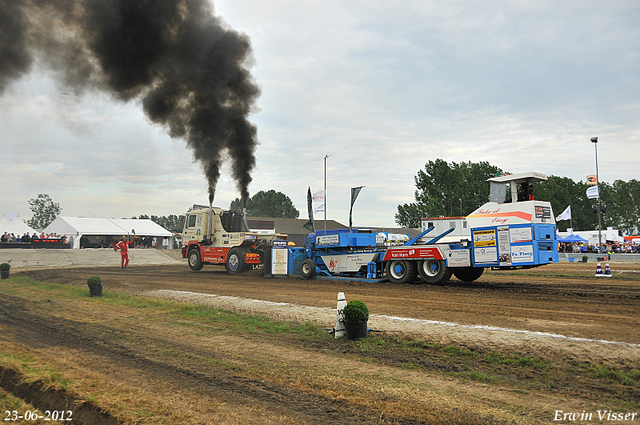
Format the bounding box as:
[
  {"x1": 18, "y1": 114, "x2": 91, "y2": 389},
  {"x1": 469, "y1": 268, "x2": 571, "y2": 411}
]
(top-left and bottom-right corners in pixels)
[{"x1": 34, "y1": 256, "x2": 639, "y2": 364}]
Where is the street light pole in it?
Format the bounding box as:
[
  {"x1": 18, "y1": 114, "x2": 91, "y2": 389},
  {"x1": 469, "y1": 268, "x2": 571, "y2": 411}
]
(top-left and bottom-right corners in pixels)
[
  {"x1": 324, "y1": 153, "x2": 331, "y2": 234},
  {"x1": 591, "y1": 137, "x2": 603, "y2": 253}
]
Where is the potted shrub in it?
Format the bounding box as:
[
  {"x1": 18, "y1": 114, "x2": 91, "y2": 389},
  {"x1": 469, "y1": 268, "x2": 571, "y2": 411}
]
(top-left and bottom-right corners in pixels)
[
  {"x1": 0, "y1": 263, "x2": 10, "y2": 279},
  {"x1": 87, "y1": 276, "x2": 103, "y2": 297},
  {"x1": 343, "y1": 300, "x2": 369, "y2": 340},
  {"x1": 582, "y1": 255, "x2": 588, "y2": 263}
]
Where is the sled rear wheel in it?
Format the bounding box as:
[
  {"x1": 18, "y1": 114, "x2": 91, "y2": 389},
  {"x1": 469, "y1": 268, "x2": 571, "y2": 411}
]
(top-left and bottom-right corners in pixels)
[
  {"x1": 418, "y1": 259, "x2": 451, "y2": 285},
  {"x1": 385, "y1": 260, "x2": 418, "y2": 284}
]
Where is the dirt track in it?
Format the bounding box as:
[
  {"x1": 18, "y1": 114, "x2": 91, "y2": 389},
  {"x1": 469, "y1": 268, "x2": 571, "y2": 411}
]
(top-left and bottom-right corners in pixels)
[
  {"x1": 27, "y1": 260, "x2": 640, "y2": 350},
  {"x1": 1, "y1": 259, "x2": 640, "y2": 424}
]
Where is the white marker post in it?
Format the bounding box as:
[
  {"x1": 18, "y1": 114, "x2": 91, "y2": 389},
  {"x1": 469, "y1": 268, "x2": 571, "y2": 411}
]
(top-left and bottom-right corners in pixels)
[{"x1": 335, "y1": 292, "x2": 347, "y2": 338}]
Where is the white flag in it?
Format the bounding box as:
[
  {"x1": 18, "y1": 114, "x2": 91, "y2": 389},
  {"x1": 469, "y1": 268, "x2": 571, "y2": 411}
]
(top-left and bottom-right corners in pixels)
[
  {"x1": 586, "y1": 186, "x2": 599, "y2": 199},
  {"x1": 312, "y1": 190, "x2": 325, "y2": 203},
  {"x1": 314, "y1": 203, "x2": 325, "y2": 214},
  {"x1": 555, "y1": 205, "x2": 571, "y2": 221}
]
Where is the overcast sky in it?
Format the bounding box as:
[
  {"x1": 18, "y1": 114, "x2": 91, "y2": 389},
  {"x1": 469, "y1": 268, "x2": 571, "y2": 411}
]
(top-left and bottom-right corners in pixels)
[{"x1": 2, "y1": 0, "x2": 639, "y2": 228}]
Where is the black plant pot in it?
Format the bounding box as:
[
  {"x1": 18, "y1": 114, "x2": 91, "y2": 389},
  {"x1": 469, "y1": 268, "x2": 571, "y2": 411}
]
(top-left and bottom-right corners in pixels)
[
  {"x1": 89, "y1": 285, "x2": 103, "y2": 297},
  {"x1": 345, "y1": 320, "x2": 368, "y2": 341},
  {"x1": 0, "y1": 271, "x2": 9, "y2": 279}
]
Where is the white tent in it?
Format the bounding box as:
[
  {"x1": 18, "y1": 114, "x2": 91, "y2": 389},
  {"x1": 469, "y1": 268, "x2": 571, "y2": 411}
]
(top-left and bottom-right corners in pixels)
[
  {"x1": 44, "y1": 216, "x2": 175, "y2": 249},
  {"x1": 0, "y1": 215, "x2": 11, "y2": 232},
  {"x1": 0, "y1": 217, "x2": 38, "y2": 238}
]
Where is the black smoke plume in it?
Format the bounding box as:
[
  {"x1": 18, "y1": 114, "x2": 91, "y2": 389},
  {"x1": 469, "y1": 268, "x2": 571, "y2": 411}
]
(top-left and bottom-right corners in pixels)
[{"x1": 0, "y1": 0, "x2": 260, "y2": 203}]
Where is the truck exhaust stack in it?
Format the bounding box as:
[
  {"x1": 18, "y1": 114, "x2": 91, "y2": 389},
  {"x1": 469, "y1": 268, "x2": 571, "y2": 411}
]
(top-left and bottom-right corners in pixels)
[
  {"x1": 242, "y1": 195, "x2": 250, "y2": 232},
  {"x1": 207, "y1": 197, "x2": 214, "y2": 244}
]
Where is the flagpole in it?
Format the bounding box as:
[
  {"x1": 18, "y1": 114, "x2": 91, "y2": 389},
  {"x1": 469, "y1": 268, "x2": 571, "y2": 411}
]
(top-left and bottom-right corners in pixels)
[
  {"x1": 570, "y1": 211, "x2": 573, "y2": 234},
  {"x1": 569, "y1": 205, "x2": 573, "y2": 233},
  {"x1": 591, "y1": 137, "x2": 603, "y2": 253},
  {"x1": 324, "y1": 153, "x2": 330, "y2": 234}
]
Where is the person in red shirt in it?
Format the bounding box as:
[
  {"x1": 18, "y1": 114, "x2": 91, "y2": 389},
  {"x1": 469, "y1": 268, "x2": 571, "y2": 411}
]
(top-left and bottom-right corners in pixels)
[{"x1": 114, "y1": 237, "x2": 135, "y2": 269}]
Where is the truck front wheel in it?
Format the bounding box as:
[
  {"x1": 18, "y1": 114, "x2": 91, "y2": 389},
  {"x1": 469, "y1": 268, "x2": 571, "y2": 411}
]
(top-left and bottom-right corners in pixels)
[
  {"x1": 225, "y1": 248, "x2": 246, "y2": 274},
  {"x1": 188, "y1": 249, "x2": 204, "y2": 271},
  {"x1": 300, "y1": 259, "x2": 316, "y2": 279},
  {"x1": 418, "y1": 259, "x2": 451, "y2": 285},
  {"x1": 452, "y1": 267, "x2": 484, "y2": 282},
  {"x1": 385, "y1": 260, "x2": 417, "y2": 284}
]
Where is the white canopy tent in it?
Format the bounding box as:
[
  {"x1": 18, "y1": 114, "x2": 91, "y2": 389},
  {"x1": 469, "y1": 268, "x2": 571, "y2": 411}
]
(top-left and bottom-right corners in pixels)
[
  {"x1": 0, "y1": 215, "x2": 10, "y2": 231},
  {"x1": 558, "y1": 228, "x2": 624, "y2": 245},
  {"x1": 44, "y1": 216, "x2": 175, "y2": 249},
  {"x1": 1, "y1": 216, "x2": 38, "y2": 238}
]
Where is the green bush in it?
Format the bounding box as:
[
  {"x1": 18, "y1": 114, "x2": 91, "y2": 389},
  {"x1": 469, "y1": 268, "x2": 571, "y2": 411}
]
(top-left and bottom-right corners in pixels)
[
  {"x1": 87, "y1": 276, "x2": 102, "y2": 287},
  {"x1": 343, "y1": 300, "x2": 369, "y2": 323},
  {"x1": 0, "y1": 263, "x2": 10, "y2": 272}
]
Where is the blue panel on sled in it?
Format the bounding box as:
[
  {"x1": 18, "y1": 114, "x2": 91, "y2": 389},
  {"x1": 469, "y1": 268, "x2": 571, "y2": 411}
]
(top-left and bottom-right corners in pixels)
[{"x1": 470, "y1": 223, "x2": 558, "y2": 268}]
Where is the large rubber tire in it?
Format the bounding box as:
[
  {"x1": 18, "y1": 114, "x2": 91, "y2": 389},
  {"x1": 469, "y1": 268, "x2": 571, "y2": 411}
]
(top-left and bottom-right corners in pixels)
[
  {"x1": 418, "y1": 259, "x2": 452, "y2": 285},
  {"x1": 188, "y1": 249, "x2": 204, "y2": 271},
  {"x1": 300, "y1": 259, "x2": 316, "y2": 279},
  {"x1": 385, "y1": 260, "x2": 418, "y2": 284},
  {"x1": 453, "y1": 267, "x2": 484, "y2": 282},
  {"x1": 225, "y1": 247, "x2": 246, "y2": 274}
]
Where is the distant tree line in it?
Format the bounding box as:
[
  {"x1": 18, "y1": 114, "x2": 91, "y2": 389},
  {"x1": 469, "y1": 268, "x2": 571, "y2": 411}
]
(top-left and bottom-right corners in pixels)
[
  {"x1": 130, "y1": 191, "x2": 299, "y2": 233},
  {"x1": 134, "y1": 215, "x2": 185, "y2": 233},
  {"x1": 396, "y1": 159, "x2": 640, "y2": 235},
  {"x1": 25, "y1": 192, "x2": 299, "y2": 235},
  {"x1": 230, "y1": 190, "x2": 299, "y2": 219}
]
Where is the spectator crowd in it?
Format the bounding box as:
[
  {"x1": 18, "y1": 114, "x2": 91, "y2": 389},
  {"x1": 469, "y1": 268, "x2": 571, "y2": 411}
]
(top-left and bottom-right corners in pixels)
[
  {"x1": 1, "y1": 232, "x2": 67, "y2": 243},
  {"x1": 558, "y1": 241, "x2": 639, "y2": 254}
]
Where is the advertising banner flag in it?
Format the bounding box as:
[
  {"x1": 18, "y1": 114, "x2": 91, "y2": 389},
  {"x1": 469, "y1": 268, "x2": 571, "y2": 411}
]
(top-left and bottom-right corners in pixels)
[
  {"x1": 350, "y1": 186, "x2": 364, "y2": 207},
  {"x1": 312, "y1": 190, "x2": 325, "y2": 203},
  {"x1": 586, "y1": 175, "x2": 598, "y2": 185},
  {"x1": 349, "y1": 186, "x2": 365, "y2": 230},
  {"x1": 303, "y1": 187, "x2": 315, "y2": 232},
  {"x1": 314, "y1": 203, "x2": 325, "y2": 214},
  {"x1": 555, "y1": 205, "x2": 571, "y2": 221},
  {"x1": 586, "y1": 186, "x2": 599, "y2": 199}
]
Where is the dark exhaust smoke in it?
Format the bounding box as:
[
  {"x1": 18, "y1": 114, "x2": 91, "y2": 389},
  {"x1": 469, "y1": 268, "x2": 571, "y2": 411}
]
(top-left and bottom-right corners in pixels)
[{"x1": 0, "y1": 0, "x2": 260, "y2": 202}]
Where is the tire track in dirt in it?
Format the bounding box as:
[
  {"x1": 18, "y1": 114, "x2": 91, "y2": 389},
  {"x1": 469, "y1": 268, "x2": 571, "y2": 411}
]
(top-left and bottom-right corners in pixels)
[
  {"x1": 0, "y1": 366, "x2": 119, "y2": 425},
  {"x1": 15, "y1": 264, "x2": 640, "y2": 359},
  {"x1": 0, "y1": 294, "x2": 411, "y2": 425}
]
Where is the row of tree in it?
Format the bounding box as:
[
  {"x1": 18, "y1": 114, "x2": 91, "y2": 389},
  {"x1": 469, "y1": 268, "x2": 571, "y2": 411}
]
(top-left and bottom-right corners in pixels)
[
  {"x1": 395, "y1": 159, "x2": 640, "y2": 235},
  {"x1": 134, "y1": 190, "x2": 300, "y2": 232},
  {"x1": 26, "y1": 168, "x2": 639, "y2": 236},
  {"x1": 24, "y1": 190, "x2": 300, "y2": 233},
  {"x1": 134, "y1": 214, "x2": 186, "y2": 233}
]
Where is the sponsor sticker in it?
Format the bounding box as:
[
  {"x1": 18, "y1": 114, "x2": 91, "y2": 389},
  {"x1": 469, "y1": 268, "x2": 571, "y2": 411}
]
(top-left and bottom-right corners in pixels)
[
  {"x1": 474, "y1": 247, "x2": 497, "y2": 264},
  {"x1": 446, "y1": 249, "x2": 471, "y2": 267},
  {"x1": 473, "y1": 229, "x2": 496, "y2": 247},
  {"x1": 510, "y1": 227, "x2": 532, "y2": 243},
  {"x1": 317, "y1": 234, "x2": 340, "y2": 246},
  {"x1": 535, "y1": 206, "x2": 551, "y2": 219},
  {"x1": 511, "y1": 245, "x2": 534, "y2": 263}
]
